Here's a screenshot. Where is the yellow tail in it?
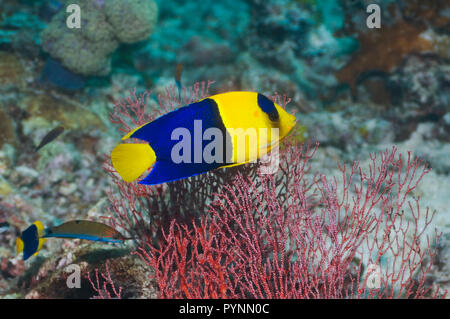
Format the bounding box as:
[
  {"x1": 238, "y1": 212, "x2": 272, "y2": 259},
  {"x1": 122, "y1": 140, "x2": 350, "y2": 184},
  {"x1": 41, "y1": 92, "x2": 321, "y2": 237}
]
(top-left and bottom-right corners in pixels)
[{"x1": 111, "y1": 143, "x2": 156, "y2": 182}]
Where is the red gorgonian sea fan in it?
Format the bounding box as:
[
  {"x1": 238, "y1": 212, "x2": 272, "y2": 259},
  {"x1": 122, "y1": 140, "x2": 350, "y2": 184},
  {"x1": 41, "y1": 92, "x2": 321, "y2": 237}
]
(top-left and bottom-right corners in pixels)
[
  {"x1": 135, "y1": 145, "x2": 446, "y2": 298},
  {"x1": 86, "y1": 260, "x2": 122, "y2": 299},
  {"x1": 104, "y1": 83, "x2": 446, "y2": 298}
]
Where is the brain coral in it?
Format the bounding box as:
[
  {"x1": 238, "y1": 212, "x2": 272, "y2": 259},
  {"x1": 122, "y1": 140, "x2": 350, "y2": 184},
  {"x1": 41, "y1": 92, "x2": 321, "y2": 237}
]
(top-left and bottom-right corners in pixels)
[
  {"x1": 41, "y1": 0, "x2": 158, "y2": 76},
  {"x1": 104, "y1": 0, "x2": 158, "y2": 43}
]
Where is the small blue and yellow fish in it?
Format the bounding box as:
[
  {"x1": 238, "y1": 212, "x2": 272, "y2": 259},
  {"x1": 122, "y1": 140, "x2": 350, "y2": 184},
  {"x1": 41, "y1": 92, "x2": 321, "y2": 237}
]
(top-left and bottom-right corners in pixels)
[
  {"x1": 16, "y1": 221, "x2": 47, "y2": 261},
  {"x1": 16, "y1": 220, "x2": 129, "y2": 260},
  {"x1": 111, "y1": 91, "x2": 296, "y2": 185}
]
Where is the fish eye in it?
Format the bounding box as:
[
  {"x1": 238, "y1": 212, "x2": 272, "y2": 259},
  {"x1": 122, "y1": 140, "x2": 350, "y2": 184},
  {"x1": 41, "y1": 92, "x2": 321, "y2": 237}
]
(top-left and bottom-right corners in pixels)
[{"x1": 268, "y1": 110, "x2": 279, "y2": 122}]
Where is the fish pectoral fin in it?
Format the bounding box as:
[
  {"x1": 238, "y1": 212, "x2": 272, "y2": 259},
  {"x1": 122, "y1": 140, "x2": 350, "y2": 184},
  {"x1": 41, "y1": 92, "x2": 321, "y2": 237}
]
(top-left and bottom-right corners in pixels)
[
  {"x1": 16, "y1": 238, "x2": 24, "y2": 255},
  {"x1": 111, "y1": 143, "x2": 156, "y2": 183},
  {"x1": 220, "y1": 142, "x2": 279, "y2": 169},
  {"x1": 31, "y1": 238, "x2": 46, "y2": 257}
]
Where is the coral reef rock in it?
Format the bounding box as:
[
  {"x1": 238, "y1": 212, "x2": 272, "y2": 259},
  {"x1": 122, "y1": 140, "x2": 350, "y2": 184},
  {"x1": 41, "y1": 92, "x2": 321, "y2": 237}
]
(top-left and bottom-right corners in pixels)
[{"x1": 41, "y1": 0, "x2": 158, "y2": 76}]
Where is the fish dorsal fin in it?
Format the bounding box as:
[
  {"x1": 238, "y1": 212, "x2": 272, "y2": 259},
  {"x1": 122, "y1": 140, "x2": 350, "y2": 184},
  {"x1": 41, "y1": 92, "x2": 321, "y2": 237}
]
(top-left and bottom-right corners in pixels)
[
  {"x1": 34, "y1": 221, "x2": 46, "y2": 237},
  {"x1": 34, "y1": 238, "x2": 46, "y2": 256}
]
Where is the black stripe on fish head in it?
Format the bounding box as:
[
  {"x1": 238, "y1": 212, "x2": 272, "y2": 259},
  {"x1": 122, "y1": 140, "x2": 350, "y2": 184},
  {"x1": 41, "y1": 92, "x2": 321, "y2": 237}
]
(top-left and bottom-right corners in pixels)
[{"x1": 257, "y1": 93, "x2": 279, "y2": 122}]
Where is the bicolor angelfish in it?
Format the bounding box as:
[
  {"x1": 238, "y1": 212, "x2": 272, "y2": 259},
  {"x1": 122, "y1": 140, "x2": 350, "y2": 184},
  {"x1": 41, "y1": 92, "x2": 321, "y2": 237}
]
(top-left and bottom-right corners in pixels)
[
  {"x1": 111, "y1": 91, "x2": 297, "y2": 185},
  {"x1": 16, "y1": 220, "x2": 129, "y2": 260},
  {"x1": 16, "y1": 221, "x2": 47, "y2": 261}
]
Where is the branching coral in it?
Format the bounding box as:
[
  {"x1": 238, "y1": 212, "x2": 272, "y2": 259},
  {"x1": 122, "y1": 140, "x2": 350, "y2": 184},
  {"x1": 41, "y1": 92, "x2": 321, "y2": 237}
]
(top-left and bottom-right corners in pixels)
[
  {"x1": 86, "y1": 260, "x2": 122, "y2": 299},
  {"x1": 103, "y1": 83, "x2": 445, "y2": 298},
  {"x1": 135, "y1": 144, "x2": 446, "y2": 298},
  {"x1": 133, "y1": 141, "x2": 319, "y2": 298}
]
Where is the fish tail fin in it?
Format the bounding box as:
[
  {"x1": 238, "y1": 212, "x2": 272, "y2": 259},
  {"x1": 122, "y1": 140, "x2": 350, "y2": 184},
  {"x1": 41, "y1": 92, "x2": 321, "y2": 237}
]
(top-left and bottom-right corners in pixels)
[{"x1": 111, "y1": 143, "x2": 156, "y2": 183}]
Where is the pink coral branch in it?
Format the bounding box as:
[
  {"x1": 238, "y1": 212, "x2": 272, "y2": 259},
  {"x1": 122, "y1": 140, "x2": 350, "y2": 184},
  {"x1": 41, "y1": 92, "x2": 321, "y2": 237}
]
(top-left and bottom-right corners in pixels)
[
  {"x1": 103, "y1": 85, "x2": 445, "y2": 299},
  {"x1": 86, "y1": 260, "x2": 122, "y2": 299},
  {"x1": 135, "y1": 144, "x2": 446, "y2": 299}
]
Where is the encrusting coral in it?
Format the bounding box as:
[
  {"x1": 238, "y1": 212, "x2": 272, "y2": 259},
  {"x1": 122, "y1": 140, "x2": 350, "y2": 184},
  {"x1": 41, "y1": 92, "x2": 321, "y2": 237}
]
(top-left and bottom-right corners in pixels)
[
  {"x1": 0, "y1": 51, "x2": 25, "y2": 87},
  {"x1": 336, "y1": 0, "x2": 450, "y2": 93},
  {"x1": 336, "y1": 19, "x2": 433, "y2": 92}
]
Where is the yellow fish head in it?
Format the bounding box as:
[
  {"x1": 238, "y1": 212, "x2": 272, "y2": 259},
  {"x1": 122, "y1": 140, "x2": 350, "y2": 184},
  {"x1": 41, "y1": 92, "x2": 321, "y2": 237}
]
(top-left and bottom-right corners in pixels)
[{"x1": 274, "y1": 102, "x2": 297, "y2": 138}]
